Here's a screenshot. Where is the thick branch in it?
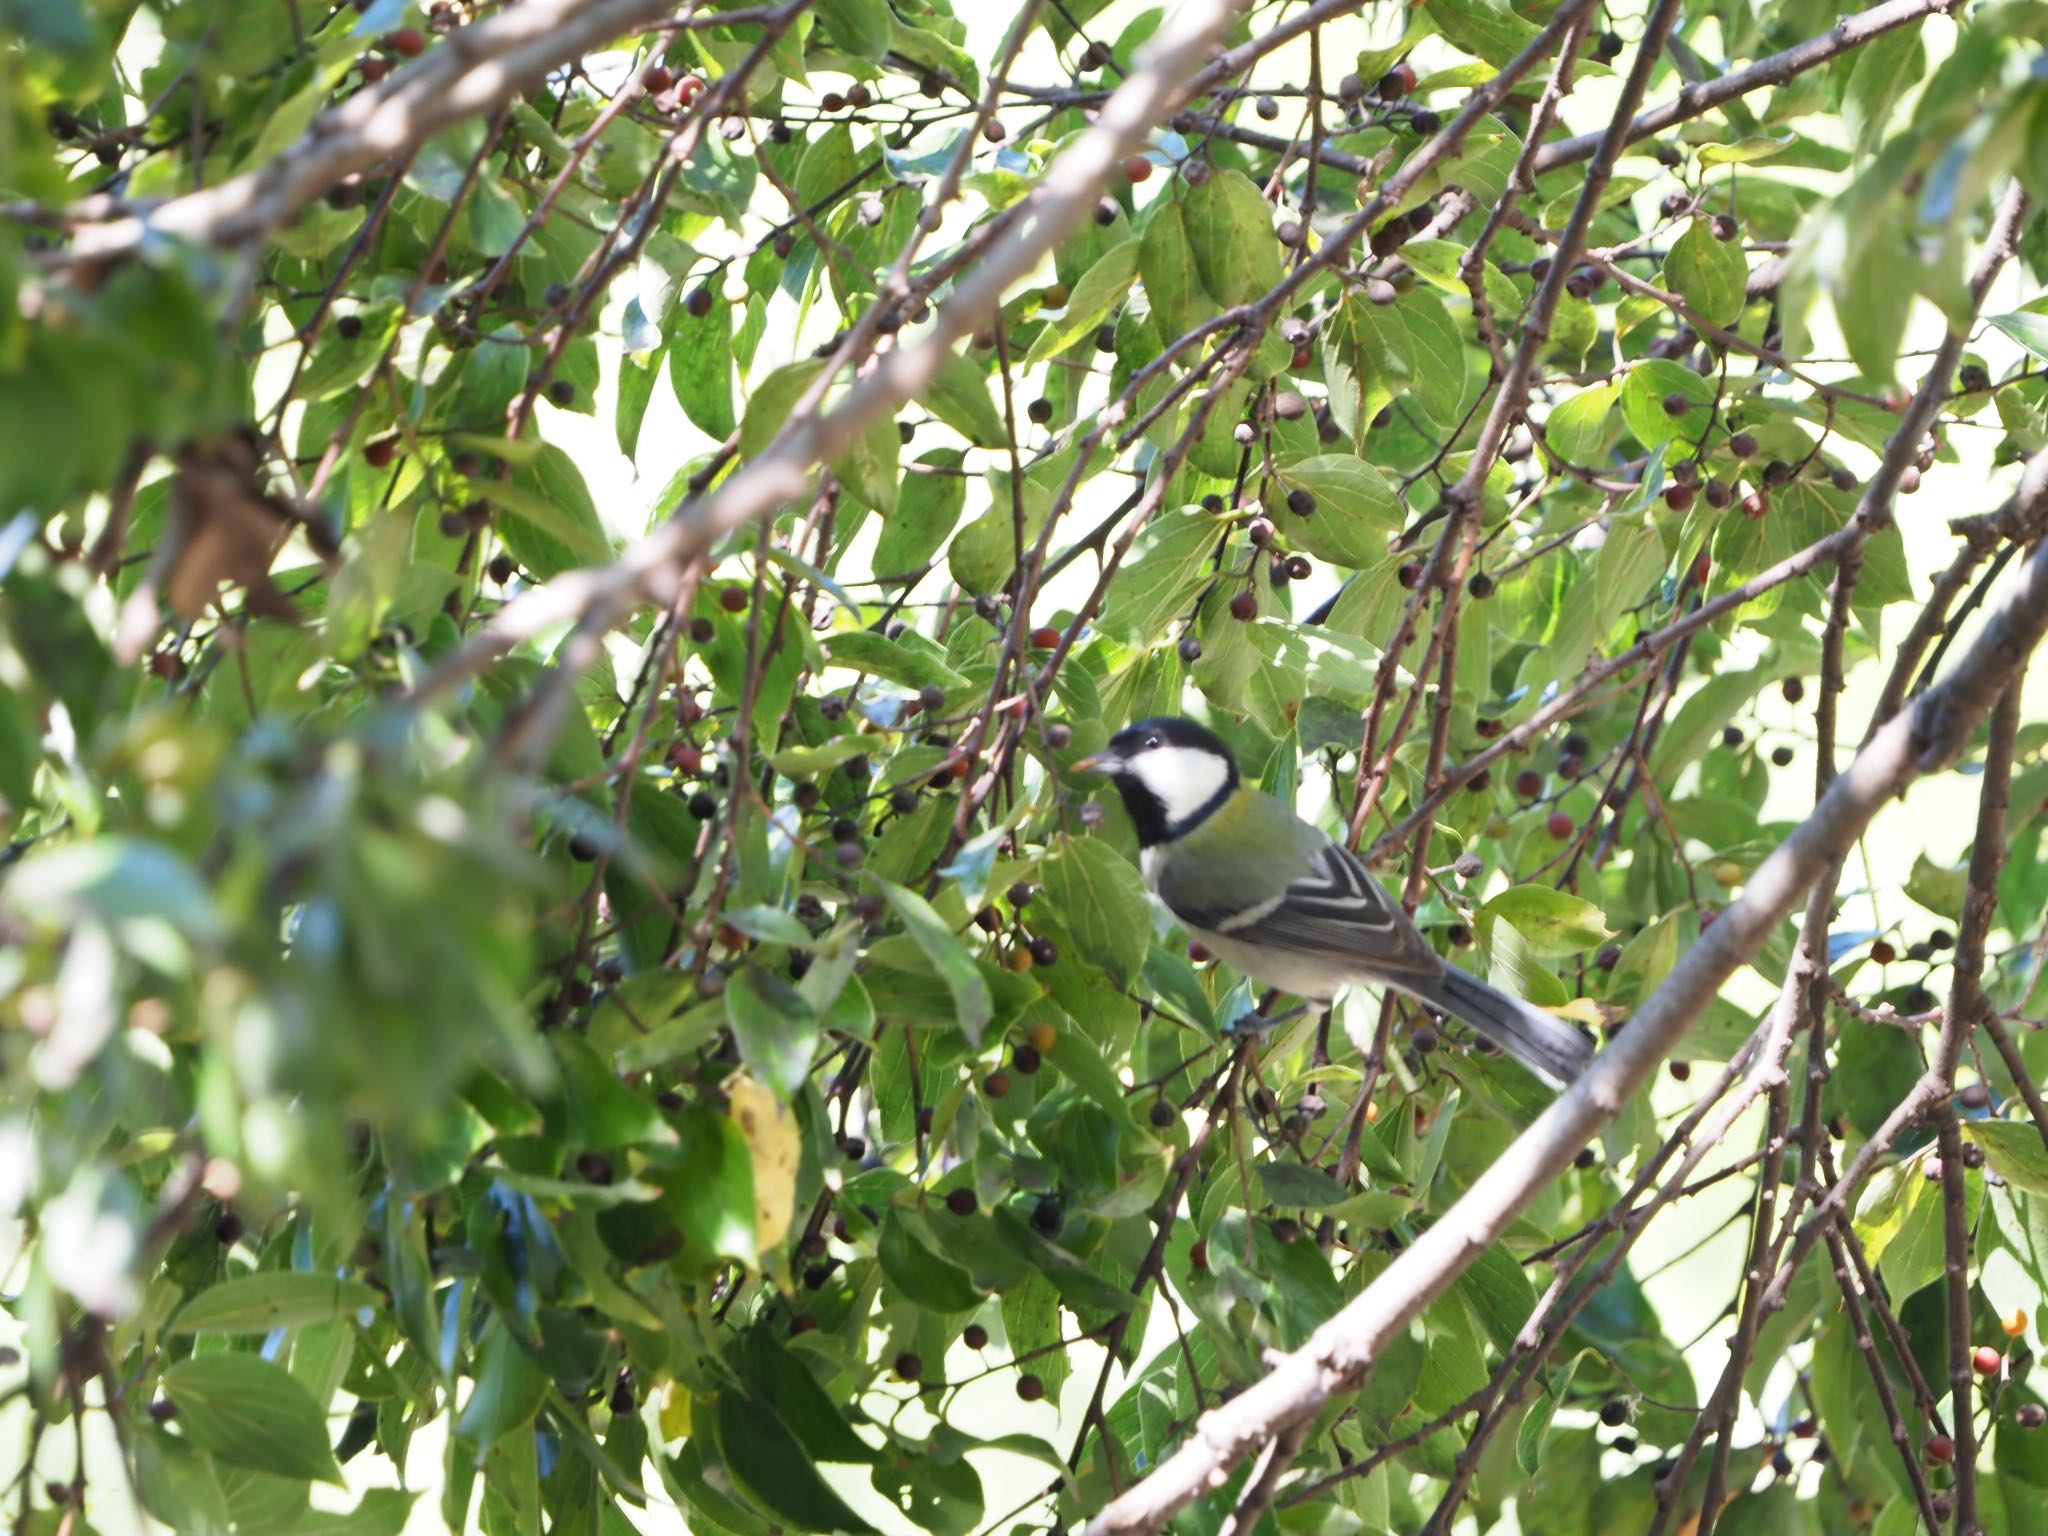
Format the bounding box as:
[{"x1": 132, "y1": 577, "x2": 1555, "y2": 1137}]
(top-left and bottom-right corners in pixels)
[
  {"x1": 1535, "y1": 0, "x2": 1963, "y2": 173},
  {"x1": 63, "y1": 0, "x2": 694, "y2": 264}
]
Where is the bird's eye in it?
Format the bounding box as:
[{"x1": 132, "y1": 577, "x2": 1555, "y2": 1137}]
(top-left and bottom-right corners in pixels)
[{"x1": 1143, "y1": 735, "x2": 1160, "y2": 749}]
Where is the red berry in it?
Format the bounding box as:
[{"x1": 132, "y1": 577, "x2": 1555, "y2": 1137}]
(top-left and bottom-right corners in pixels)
[
  {"x1": 1514, "y1": 769, "x2": 1543, "y2": 800},
  {"x1": 1016, "y1": 1373, "x2": 1045, "y2": 1401},
  {"x1": 1030, "y1": 625, "x2": 1061, "y2": 649},
  {"x1": 668, "y1": 743, "x2": 703, "y2": 775},
  {"x1": 360, "y1": 55, "x2": 391, "y2": 83},
  {"x1": 1188, "y1": 940, "x2": 1212, "y2": 964},
  {"x1": 1546, "y1": 811, "x2": 1575, "y2": 840},
  {"x1": 1124, "y1": 156, "x2": 1154, "y2": 184},
  {"x1": 1975, "y1": 1346, "x2": 2004, "y2": 1376},
  {"x1": 1870, "y1": 940, "x2": 1896, "y2": 964},
  {"x1": 643, "y1": 65, "x2": 674, "y2": 92},
  {"x1": 1926, "y1": 1433, "x2": 1954, "y2": 1464},
  {"x1": 390, "y1": 27, "x2": 426, "y2": 56},
  {"x1": 1229, "y1": 591, "x2": 1257, "y2": 621},
  {"x1": 363, "y1": 436, "x2": 397, "y2": 468},
  {"x1": 1378, "y1": 64, "x2": 1416, "y2": 100},
  {"x1": 719, "y1": 587, "x2": 749, "y2": 613}
]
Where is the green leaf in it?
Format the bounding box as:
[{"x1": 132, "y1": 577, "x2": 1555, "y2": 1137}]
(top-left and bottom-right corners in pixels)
[
  {"x1": 1273, "y1": 455, "x2": 1403, "y2": 566},
  {"x1": 1545, "y1": 379, "x2": 1622, "y2": 466},
  {"x1": 297, "y1": 1489, "x2": 418, "y2": 1536},
  {"x1": 724, "y1": 967, "x2": 820, "y2": 1100},
  {"x1": 1621, "y1": 360, "x2": 1716, "y2": 452},
  {"x1": 1663, "y1": 218, "x2": 1749, "y2": 328},
  {"x1": 1697, "y1": 135, "x2": 1796, "y2": 166},
  {"x1": 1990, "y1": 310, "x2": 2048, "y2": 362},
  {"x1": 741, "y1": 360, "x2": 828, "y2": 461},
  {"x1": 922, "y1": 354, "x2": 1007, "y2": 448},
  {"x1": 738, "y1": 1328, "x2": 882, "y2": 1465},
  {"x1": 822, "y1": 630, "x2": 968, "y2": 692},
  {"x1": 816, "y1": 0, "x2": 891, "y2": 59},
  {"x1": 1519, "y1": 1349, "x2": 1597, "y2": 1474},
  {"x1": 1094, "y1": 508, "x2": 1218, "y2": 644},
  {"x1": 872, "y1": 451, "x2": 967, "y2": 582},
  {"x1": 1906, "y1": 852, "x2": 1968, "y2": 917},
  {"x1": 1259, "y1": 1162, "x2": 1353, "y2": 1208},
  {"x1": 1832, "y1": 1017, "x2": 1923, "y2": 1140},
  {"x1": 455, "y1": 1317, "x2": 551, "y2": 1455},
  {"x1": 1481, "y1": 886, "x2": 1612, "y2": 956},
  {"x1": 1139, "y1": 194, "x2": 1214, "y2": 341},
  {"x1": 1026, "y1": 237, "x2": 1141, "y2": 367},
  {"x1": 160, "y1": 1355, "x2": 344, "y2": 1484},
  {"x1": 715, "y1": 1389, "x2": 877, "y2": 1533},
  {"x1": 1965, "y1": 1121, "x2": 2048, "y2": 1196},
  {"x1": 169, "y1": 1272, "x2": 379, "y2": 1334},
  {"x1": 1180, "y1": 168, "x2": 1284, "y2": 307},
  {"x1": 835, "y1": 411, "x2": 901, "y2": 515},
  {"x1": 878, "y1": 1209, "x2": 984, "y2": 1312},
  {"x1": 1843, "y1": 25, "x2": 1925, "y2": 155},
  {"x1": 1430, "y1": 0, "x2": 1541, "y2": 67},
  {"x1": 669, "y1": 297, "x2": 735, "y2": 441},
  {"x1": 1452, "y1": 1242, "x2": 1536, "y2": 1355},
  {"x1": 1041, "y1": 835, "x2": 1151, "y2": 985},
  {"x1": 1396, "y1": 289, "x2": 1466, "y2": 425},
  {"x1": 555, "y1": 1035, "x2": 674, "y2": 1150},
  {"x1": 486, "y1": 446, "x2": 613, "y2": 577},
  {"x1": 992, "y1": 1205, "x2": 1132, "y2": 1314},
  {"x1": 877, "y1": 881, "x2": 993, "y2": 1044}
]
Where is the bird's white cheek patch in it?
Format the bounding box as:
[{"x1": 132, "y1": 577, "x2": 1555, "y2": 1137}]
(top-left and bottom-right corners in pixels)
[{"x1": 1128, "y1": 745, "x2": 1233, "y2": 830}]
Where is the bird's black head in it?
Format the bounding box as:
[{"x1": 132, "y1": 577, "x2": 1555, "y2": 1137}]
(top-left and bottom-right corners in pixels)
[{"x1": 1078, "y1": 716, "x2": 1240, "y2": 846}]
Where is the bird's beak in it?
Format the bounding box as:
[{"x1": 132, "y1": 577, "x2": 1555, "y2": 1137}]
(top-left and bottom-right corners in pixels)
[{"x1": 1072, "y1": 752, "x2": 1118, "y2": 776}]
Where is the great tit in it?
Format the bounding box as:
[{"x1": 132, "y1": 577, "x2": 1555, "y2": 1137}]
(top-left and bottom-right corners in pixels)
[{"x1": 1076, "y1": 716, "x2": 1593, "y2": 1089}]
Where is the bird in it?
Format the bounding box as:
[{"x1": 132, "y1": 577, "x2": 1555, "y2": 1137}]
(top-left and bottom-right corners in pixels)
[{"x1": 1074, "y1": 715, "x2": 1593, "y2": 1089}]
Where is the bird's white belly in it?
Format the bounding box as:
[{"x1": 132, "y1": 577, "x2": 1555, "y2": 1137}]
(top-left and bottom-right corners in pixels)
[{"x1": 1189, "y1": 926, "x2": 1347, "y2": 1005}]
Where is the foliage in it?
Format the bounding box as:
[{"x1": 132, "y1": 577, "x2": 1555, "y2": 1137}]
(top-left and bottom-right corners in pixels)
[{"x1": 3, "y1": 2, "x2": 2048, "y2": 1535}]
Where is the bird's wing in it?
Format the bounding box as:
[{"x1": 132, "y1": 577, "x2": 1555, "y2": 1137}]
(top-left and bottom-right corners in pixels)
[{"x1": 1157, "y1": 829, "x2": 1441, "y2": 978}]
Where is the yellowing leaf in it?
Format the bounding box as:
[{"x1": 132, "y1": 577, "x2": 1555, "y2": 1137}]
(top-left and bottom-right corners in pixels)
[
  {"x1": 725, "y1": 1069, "x2": 799, "y2": 1256},
  {"x1": 656, "y1": 1378, "x2": 693, "y2": 1441}
]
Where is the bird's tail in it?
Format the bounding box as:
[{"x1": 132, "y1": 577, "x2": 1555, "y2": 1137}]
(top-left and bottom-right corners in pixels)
[{"x1": 1402, "y1": 968, "x2": 1594, "y2": 1090}]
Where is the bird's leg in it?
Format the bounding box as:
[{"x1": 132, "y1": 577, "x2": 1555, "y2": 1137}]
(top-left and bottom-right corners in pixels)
[{"x1": 1224, "y1": 991, "x2": 1308, "y2": 1038}]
